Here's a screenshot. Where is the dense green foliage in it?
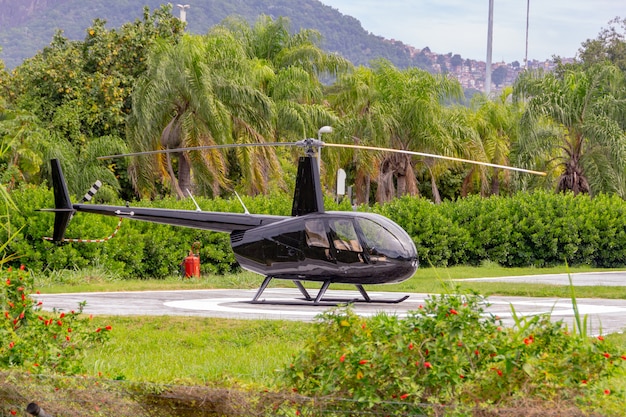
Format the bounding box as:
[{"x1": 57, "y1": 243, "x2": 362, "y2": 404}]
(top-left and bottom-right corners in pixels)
[
  {"x1": 3, "y1": 187, "x2": 626, "y2": 278},
  {"x1": 0, "y1": 265, "x2": 111, "y2": 374},
  {"x1": 282, "y1": 292, "x2": 626, "y2": 415},
  {"x1": 376, "y1": 191, "x2": 626, "y2": 268}
]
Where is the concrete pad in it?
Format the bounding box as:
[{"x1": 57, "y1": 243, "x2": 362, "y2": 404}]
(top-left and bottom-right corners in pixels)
[{"x1": 35, "y1": 285, "x2": 626, "y2": 336}]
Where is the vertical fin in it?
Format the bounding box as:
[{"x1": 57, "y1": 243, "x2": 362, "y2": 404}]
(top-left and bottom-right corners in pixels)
[
  {"x1": 50, "y1": 159, "x2": 75, "y2": 242},
  {"x1": 291, "y1": 155, "x2": 324, "y2": 216}
]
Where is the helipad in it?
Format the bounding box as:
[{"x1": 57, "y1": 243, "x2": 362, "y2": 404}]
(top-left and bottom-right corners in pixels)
[{"x1": 35, "y1": 279, "x2": 626, "y2": 335}]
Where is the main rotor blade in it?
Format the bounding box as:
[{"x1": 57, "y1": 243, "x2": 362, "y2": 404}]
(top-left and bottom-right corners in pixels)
[
  {"x1": 323, "y1": 143, "x2": 547, "y2": 176},
  {"x1": 97, "y1": 142, "x2": 300, "y2": 160}
]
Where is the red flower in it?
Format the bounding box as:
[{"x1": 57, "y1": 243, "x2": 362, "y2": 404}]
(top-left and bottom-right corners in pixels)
[
  {"x1": 359, "y1": 360, "x2": 369, "y2": 365},
  {"x1": 621, "y1": 355, "x2": 626, "y2": 361},
  {"x1": 459, "y1": 374, "x2": 465, "y2": 379},
  {"x1": 96, "y1": 328, "x2": 102, "y2": 333},
  {"x1": 400, "y1": 393, "x2": 409, "y2": 400},
  {"x1": 19, "y1": 264, "x2": 25, "y2": 270},
  {"x1": 597, "y1": 335, "x2": 604, "y2": 341},
  {"x1": 66, "y1": 336, "x2": 71, "y2": 341},
  {"x1": 581, "y1": 380, "x2": 588, "y2": 384},
  {"x1": 474, "y1": 349, "x2": 480, "y2": 356},
  {"x1": 449, "y1": 308, "x2": 458, "y2": 315},
  {"x1": 105, "y1": 325, "x2": 112, "y2": 331},
  {"x1": 604, "y1": 389, "x2": 611, "y2": 395},
  {"x1": 9, "y1": 341, "x2": 14, "y2": 349},
  {"x1": 10, "y1": 410, "x2": 17, "y2": 416},
  {"x1": 33, "y1": 363, "x2": 39, "y2": 367},
  {"x1": 67, "y1": 328, "x2": 72, "y2": 333},
  {"x1": 408, "y1": 342, "x2": 414, "y2": 350},
  {"x1": 424, "y1": 362, "x2": 432, "y2": 369},
  {"x1": 603, "y1": 352, "x2": 611, "y2": 359},
  {"x1": 523, "y1": 338, "x2": 533, "y2": 345},
  {"x1": 60, "y1": 312, "x2": 65, "y2": 318},
  {"x1": 57, "y1": 320, "x2": 63, "y2": 326},
  {"x1": 340, "y1": 354, "x2": 346, "y2": 363}
]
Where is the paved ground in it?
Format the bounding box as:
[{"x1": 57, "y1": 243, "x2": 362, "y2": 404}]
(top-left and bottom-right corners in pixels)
[{"x1": 34, "y1": 271, "x2": 626, "y2": 335}]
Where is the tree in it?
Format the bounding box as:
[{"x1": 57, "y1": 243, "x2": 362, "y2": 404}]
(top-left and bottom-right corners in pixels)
[
  {"x1": 450, "y1": 54, "x2": 463, "y2": 71},
  {"x1": 491, "y1": 66, "x2": 508, "y2": 88},
  {"x1": 5, "y1": 5, "x2": 183, "y2": 195},
  {"x1": 513, "y1": 63, "x2": 626, "y2": 196},
  {"x1": 578, "y1": 17, "x2": 626, "y2": 72},
  {"x1": 461, "y1": 88, "x2": 522, "y2": 197},
  {"x1": 128, "y1": 35, "x2": 252, "y2": 198},
  {"x1": 331, "y1": 60, "x2": 465, "y2": 204},
  {"x1": 328, "y1": 65, "x2": 392, "y2": 204},
  {"x1": 219, "y1": 15, "x2": 351, "y2": 191}
]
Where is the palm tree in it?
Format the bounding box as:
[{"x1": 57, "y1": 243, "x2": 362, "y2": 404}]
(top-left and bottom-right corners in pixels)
[
  {"x1": 461, "y1": 88, "x2": 522, "y2": 196},
  {"x1": 331, "y1": 60, "x2": 465, "y2": 204},
  {"x1": 513, "y1": 63, "x2": 626, "y2": 196},
  {"x1": 220, "y1": 15, "x2": 350, "y2": 188},
  {"x1": 329, "y1": 66, "x2": 392, "y2": 204},
  {"x1": 127, "y1": 34, "x2": 273, "y2": 198},
  {"x1": 375, "y1": 61, "x2": 464, "y2": 202}
]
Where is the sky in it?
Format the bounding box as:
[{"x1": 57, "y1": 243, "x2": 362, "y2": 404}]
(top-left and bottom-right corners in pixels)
[{"x1": 319, "y1": 0, "x2": 621, "y2": 63}]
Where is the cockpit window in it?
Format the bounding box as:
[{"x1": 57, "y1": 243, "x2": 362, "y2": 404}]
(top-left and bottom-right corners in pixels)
[
  {"x1": 329, "y1": 219, "x2": 363, "y2": 252},
  {"x1": 305, "y1": 220, "x2": 330, "y2": 249},
  {"x1": 355, "y1": 217, "x2": 411, "y2": 258}
]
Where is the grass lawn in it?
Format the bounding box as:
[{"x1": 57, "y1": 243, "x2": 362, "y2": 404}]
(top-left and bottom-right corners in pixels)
[
  {"x1": 3, "y1": 265, "x2": 625, "y2": 416},
  {"x1": 33, "y1": 264, "x2": 626, "y2": 387}
]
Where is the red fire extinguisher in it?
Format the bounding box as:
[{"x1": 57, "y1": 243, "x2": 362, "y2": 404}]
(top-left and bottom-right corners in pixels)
[{"x1": 184, "y1": 242, "x2": 201, "y2": 278}]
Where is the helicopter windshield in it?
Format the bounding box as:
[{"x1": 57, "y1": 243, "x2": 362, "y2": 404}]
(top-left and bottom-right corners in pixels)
[{"x1": 354, "y1": 216, "x2": 414, "y2": 260}]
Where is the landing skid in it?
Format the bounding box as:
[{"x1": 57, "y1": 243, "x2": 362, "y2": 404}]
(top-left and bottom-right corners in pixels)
[{"x1": 249, "y1": 277, "x2": 409, "y2": 305}]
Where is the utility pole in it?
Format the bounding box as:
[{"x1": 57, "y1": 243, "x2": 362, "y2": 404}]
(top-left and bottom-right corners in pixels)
[
  {"x1": 485, "y1": 0, "x2": 494, "y2": 96},
  {"x1": 524, "y1": 0, "x2": 530, "y2": 69}
]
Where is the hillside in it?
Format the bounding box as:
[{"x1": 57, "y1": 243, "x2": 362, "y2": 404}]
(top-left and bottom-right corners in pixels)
[{"x1": 0, "y1": 0, "x2": 435, "y2": 71}]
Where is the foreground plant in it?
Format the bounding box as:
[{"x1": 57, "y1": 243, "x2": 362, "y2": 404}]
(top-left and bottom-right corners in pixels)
[
  {"x1": 0, "y1": 265, "x2": 111, "y2": 374},
  {"x1": 282, "y1": 291, "x2": 626, "y2": 415}
]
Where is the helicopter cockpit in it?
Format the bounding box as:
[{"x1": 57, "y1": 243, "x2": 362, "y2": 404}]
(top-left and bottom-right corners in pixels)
[{"x1": 231, "y1": 211, "x2": 418, "y2": 285}]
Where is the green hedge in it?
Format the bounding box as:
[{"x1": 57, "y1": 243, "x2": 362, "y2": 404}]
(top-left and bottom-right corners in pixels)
[
  {"x1": 372, "y1": 191, "x2": 626, "y2": 268},
  {"x1": 3, "y1": 186, "x2": 626, "y2": 278}
]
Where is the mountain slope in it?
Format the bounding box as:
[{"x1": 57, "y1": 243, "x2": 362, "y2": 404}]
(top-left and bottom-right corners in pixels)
[{"x1": 0, "y1": 0, "x2": 433, "y2": 70}]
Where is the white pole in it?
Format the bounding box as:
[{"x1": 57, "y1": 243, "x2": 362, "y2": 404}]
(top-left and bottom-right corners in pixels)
[
  {"x1": 524, "y1": 0, "x2": 530, "y2": 69},
  {"x1": 485, "y1": 0, "x2": 494, "y2": 96}
]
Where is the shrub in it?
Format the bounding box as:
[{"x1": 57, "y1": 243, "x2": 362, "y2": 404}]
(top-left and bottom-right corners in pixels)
[
  {"x1": 0, "y1": 265, "x2": 111, "y2": 373},
  {"x1": 282, "y1": 291, "x2": 626, "y2": 415},
  {"x1": 5, "y1": 184, "x2": 626, "y2": 278}
]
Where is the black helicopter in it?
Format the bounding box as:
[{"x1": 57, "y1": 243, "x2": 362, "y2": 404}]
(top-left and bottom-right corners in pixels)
[{"x1": 43, "y1": 137, "x2": 545, "y2": 305}]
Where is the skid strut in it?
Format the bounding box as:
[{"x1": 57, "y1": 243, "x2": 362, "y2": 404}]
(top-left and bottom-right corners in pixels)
[{"x1": 250, "y1": 277, "x2": 409, "y2": 305}]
